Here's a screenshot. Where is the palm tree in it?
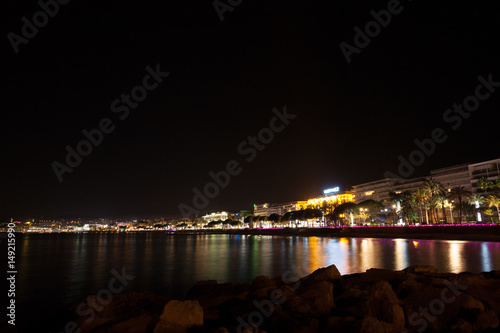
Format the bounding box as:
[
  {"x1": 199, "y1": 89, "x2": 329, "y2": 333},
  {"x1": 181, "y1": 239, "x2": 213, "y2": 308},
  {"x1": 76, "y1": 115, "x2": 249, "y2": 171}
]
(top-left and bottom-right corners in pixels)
[
  {"x1": 468, "y1": 194, "x2": 485, "y2": 222},
  {"x1": 414, "y1": 187, "x2": 428, "y2": 224},
  {"x1": 477, "y1": 176, "x2": 494, "y2": 193},
  {"x1": 333, "y1": 202, "x2": 358, "y2": 226},
  {"x1": 433, "y1": 193, "x2": 449, "y2": 224},
  {"x1": 401, "y1": 191, "x2": 418, "y2": 225},
  {"x1": 447, "y1": 186, "x2": 472, "y2": 223},
  {"x1": 389, "y1": 191, "x2": 405, "y2": 224},
  {"x1": 389, "y1": 191, "x2": 417, "y2": 225},
  {"x1": 421, "y1": 178, "x2": 445, "y2": 223},
  {"x1": 484, "y1": 194, "x2": 500, "y2": 223},
  {"x1": 453, "y1": 203, "x2": 475, "y2": 221}
]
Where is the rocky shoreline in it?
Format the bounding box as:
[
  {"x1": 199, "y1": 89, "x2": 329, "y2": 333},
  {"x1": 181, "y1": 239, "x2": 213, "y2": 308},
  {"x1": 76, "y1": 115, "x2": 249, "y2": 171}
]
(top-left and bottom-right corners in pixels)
[{"x1": 69, "y1": 265, "x2": 500, "y2": 333}]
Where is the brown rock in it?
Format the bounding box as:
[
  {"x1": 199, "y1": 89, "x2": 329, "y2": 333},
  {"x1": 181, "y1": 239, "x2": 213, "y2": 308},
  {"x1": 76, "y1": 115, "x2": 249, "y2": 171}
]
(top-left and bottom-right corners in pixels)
[
  {"x1": 278, "y1": 285, "x2": 298, "y2": 301},
  {"x1": 344, "y1": 287, "x2": 369, "y2": 298},
  {"x1": 358, "y1": 281, "x2": 405, "y2": 328},
  {"x1": 456, "y1": 274, "x2": 500, "y2": 315},
  {"x1": 284, "y1": 295, "x2": 312, "y2": 314},
  {"x1": 306, "y1": 264, "x2": 342, "y2": 284},
  {"x1": 299, "y1": 281, "x2": 335, "y2": 316},
  {"x1": 461, "y1": 294, "x2": 485, "y2": 312},
  {"x1": 472, "y1": 310, "x2": 499, "y2": 330},
  {"x1": 370, "y1": 280, "x2": 400, "y2": 304},
  {"x1": 154, "y1": 300, "x2": 203, "y2": 333},
  {"x1": 74, "y1": 291, "x2": 168, "y2": 333},
  {"x1": 401, "y1": 278, "x2": 424, "y2": 294}
]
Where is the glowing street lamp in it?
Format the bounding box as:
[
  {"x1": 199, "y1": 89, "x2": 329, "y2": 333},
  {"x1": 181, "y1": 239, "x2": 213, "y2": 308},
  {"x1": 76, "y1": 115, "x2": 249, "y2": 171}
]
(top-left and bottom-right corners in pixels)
[
  {"x1": 475, "y1": 200, "x2": 482, "y2": 222},
  {"x1": 445, "y1": 200, "x2": 454, "y2": 223}
]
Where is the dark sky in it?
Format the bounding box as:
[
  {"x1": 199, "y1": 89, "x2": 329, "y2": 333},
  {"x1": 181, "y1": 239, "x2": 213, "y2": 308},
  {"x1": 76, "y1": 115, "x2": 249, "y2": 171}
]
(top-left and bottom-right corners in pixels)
[{"x1": 2, "y1": 0, "x2": 499, "y2": 219}]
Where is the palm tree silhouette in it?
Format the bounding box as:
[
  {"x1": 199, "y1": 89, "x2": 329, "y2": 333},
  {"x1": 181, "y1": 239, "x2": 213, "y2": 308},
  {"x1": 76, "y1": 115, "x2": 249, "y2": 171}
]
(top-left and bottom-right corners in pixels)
[
  {"x1": 421, "y1": 178, "x2": 445, "y2": 223},
  {"x1": 447, "y1": 186, "x2": 472, "y2": 223},
  {"x1": 485, "y1": 194, "x2": 500, "y2": 223},
  {"x1": 468, "y1": 194, "x2": 485, "y2": 222}
]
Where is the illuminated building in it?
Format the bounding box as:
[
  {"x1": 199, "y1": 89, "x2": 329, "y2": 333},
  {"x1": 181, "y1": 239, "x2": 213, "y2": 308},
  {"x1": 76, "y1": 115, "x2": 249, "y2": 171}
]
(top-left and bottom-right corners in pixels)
[
  {"x1": 298, "y1": 192, "x2": 355, "y2": 214},
  {"x1": 469, "y1": 159, "x2": 500, "y2": 194},
  {"x1": 254, "y1": 191, "x2": 354, "y2": 217},
  {"x1": 253, "y1": 201, "x2": 306, "y2": 217},
  {"x1": 352, "y1": 158, "x2": 500, "y2": 207},
  {"x1": 202, "y1": 211, "x2": 240, "y2": 222},
  {"x1": 352, "y1": 178, "x2": 398, "y2": 204},
  {"x1": 202, "y1": 211, "x2": 229, "y2": 222}
]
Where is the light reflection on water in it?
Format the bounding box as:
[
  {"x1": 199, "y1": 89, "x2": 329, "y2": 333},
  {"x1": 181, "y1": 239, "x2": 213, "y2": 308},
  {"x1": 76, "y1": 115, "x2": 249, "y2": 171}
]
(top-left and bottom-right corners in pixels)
[{"x1": 17, "y1": 233, "x2": 500, "y2": 331}]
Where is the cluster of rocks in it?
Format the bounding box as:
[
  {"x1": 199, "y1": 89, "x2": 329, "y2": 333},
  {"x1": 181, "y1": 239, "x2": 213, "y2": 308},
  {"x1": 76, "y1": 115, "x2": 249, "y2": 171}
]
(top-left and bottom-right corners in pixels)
[{"x1": 73, "y1": 265, "x2": 500, "y2": 332}]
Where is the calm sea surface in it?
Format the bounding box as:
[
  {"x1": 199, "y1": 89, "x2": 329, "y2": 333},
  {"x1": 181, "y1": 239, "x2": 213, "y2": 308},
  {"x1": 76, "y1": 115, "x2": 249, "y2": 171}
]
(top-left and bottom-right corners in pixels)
[{"x1": 14, "y1": 232, "x2": 500, "y2": 331}]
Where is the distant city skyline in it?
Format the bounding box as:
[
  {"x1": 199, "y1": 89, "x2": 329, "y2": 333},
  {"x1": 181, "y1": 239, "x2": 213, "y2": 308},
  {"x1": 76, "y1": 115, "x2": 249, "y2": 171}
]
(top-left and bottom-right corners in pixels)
[{"x1": 3, "y1": 156, "x2": 498, "y2": 221}]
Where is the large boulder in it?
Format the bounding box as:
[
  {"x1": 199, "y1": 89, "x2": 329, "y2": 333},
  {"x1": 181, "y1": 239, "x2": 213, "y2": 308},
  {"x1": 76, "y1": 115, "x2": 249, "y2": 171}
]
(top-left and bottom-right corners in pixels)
[
  {"x1": 73, "y1": 291, "x2": 168, "y2": 333},
  {"x1": 154, "y1": 300, "x2": 203, "y2": 333},
  {"x1": 456, "y1": 274, "x2": 500, "y2": 315},
  {"x1": 249, "y1": 276, "x2": 280, "y2": 300},
  {"x1": 298, "y1": 281, "x2": 335, "y2": 316},
  {"x1": 472, "y1": 310, "x2": 499, "y2": 331},
  {"x1": 339, "y1": 280, "x2": 404, "y2": 328},
  {"x1": 283, "y1": 295, "x2": 312, "y2": 314},
  {"x1": 461, "y1": 294, "x2": 485, "y2": 312},
  {"x1": 304, "y1": 265, "x2": 342, "y2": 285},
  {"x1": 362, "y1": 281, "x2": 405, "y2": 328}
]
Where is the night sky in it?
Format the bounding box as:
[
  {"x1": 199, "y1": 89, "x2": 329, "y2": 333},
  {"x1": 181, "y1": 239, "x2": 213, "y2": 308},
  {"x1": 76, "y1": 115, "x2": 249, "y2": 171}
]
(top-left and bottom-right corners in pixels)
[{"x1": 2, "y1": 0, "x2": 499, "y2": 219}]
